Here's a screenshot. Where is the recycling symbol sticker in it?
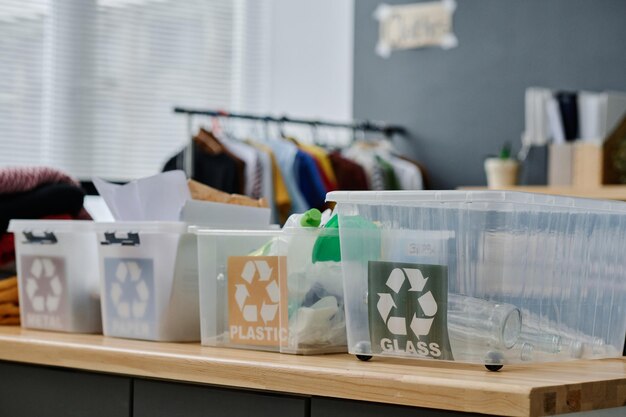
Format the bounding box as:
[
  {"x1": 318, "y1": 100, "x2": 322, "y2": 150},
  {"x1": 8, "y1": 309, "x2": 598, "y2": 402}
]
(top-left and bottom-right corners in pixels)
[
  {"x1": 368, "y1": 261, "x2": 452, "y2": 360},
  {"x1": 20, "y1": 256, "x2": 67, "y2": 329},
  {"x1": 228, "y1": 256, "x2": 287, "y2": 347},
  {"x1": 104, "y1": 258, "x2": 155, "y2": 338}
]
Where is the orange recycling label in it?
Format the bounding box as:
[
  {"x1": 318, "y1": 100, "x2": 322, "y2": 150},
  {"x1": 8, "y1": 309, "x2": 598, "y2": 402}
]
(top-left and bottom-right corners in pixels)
[{"x1": 227, "y1": 256, "x2": 288, "y2": 347}]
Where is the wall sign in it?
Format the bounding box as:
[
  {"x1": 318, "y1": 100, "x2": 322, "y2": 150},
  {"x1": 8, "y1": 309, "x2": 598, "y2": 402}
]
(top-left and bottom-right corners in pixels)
[{"x1": 374, "y1": 0, "x2": 458, "y2": 58}]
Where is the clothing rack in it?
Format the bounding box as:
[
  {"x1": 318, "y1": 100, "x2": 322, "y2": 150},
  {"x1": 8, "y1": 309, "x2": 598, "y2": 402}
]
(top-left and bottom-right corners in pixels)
[{"x1": 173, "y1": 106, "x2": 407, "y2": 177}]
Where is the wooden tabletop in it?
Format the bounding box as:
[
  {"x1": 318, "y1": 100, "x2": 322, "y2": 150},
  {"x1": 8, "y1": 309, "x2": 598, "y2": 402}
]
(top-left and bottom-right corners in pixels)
[{"x1": 0, "y1": 326, "x2": 624, "y2": 417}]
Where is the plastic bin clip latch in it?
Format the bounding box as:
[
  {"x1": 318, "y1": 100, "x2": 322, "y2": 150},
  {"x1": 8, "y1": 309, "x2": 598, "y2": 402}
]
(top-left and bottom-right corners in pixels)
[
  {"x1": 22, "y1": 231, "x2": 57, "y2": 245},
  {"x1": 100, "y1": 232, "x2": 140, "y2": 246}
]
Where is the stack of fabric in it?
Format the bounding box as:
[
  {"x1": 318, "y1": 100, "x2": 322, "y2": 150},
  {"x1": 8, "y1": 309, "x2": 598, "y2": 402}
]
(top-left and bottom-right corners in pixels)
[
  {"x1": 0, "y1": 167, "x2": 90, "y2": 268},
  {"x1": 164, "y1": 128, "x2": 426, "y2": 223},
  {"x1": 0, "y1": 167, "x2": 90, "y2": 326},
  {"x1": 0, "y1": 276, "x2": 19, "y2": 325}
]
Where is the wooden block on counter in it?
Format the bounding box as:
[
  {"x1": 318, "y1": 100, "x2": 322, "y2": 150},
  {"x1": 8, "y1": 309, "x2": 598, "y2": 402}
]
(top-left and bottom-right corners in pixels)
[
  {"x1": 548, "y1": 143, "x2": 574, "y2": 186},
  {"x1": 572, "y1": 142, "x2": 603, "y2": 188}
]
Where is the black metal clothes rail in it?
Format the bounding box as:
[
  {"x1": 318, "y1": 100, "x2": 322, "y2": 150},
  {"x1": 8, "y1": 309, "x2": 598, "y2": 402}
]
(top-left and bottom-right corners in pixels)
[
  {"x1": 173, "y1": 106, "x2": 407, "y2": 177},
  {"x1": 173, "y1": 107, "x2": 407, "y2": 137}
]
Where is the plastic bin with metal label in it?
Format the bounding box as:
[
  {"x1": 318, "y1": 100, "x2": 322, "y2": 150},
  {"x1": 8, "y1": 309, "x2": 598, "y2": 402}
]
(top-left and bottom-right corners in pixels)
[{"x1": 8, "y1": 220, "x2": 101, "y2": 333}]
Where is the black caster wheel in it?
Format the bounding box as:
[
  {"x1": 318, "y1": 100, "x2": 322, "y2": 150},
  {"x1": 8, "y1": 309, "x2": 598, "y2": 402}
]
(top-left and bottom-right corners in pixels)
[
  {"x1": 485, "y1": 364, "x2": 503, "y2": 372},
  {"x1": 356, "y1": 355, "x2": 372, "y2": 362}
]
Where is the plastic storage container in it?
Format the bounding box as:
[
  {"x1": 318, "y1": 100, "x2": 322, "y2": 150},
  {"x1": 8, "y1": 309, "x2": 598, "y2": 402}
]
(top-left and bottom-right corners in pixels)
[
  {"x1": 96, "y1": 222, "x2": 199, "y2": 341},
  {"x1": 192, "y1": 227, "x2": 347, "y2": 354},
  {"x1": 8, "y1": 220, "x2": 102, "y2": 333},
  {"x1": 327, "y1": 190, "x2": 626, "y2": 368}
]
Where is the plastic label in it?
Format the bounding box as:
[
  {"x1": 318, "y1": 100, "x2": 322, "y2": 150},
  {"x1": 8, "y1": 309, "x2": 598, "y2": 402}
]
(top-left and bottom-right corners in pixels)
[
  {"x1": 227, "y1": 256, "x2": 287, "y2": 347},
  {"x1": 20, "y1": 256, "x2": 68, "y2": 330},
  {"x1": 104, "y1": 258, "x2": 156, "y2": 339},
  {"x1": 368, "y1": 261, "x2": 453, "y2": 360}
]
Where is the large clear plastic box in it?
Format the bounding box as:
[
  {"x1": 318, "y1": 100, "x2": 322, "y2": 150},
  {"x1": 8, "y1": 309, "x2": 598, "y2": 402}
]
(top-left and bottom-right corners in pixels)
[
  {"x1": 191, "y1": 227, "x2": 347, "y2": 354},
  {"x1": 95, "y1": 222, "x2": 200, "y2": 341},
  {"x1": 8, "y1": 220, "x2": 102, "y2": 333},
  {"x1": 327, "y1": 190, "x2": 626, "y2": 367}
]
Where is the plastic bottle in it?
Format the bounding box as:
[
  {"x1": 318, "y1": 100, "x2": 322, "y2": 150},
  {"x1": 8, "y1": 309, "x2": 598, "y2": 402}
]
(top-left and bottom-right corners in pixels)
[
  {"x1": 283, "y1": 208, "x2": 322, "y2": 229},
  {"x1": 283, "y1": 209, "x2": 324, "y2": 317},
  {"x1": 283, "y1": 209, "x2": 322, "y2": 273},
  {"x1": 446, "y1": 294, "x2": 522, "y2": 352},
  {"x1": 283, "y1": 209, "x2": 346, "y2": 351}
]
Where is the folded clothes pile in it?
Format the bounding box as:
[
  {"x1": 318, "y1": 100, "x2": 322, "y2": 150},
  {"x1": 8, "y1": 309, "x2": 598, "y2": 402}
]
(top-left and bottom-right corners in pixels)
[
  {"x1": 0, "y1": 276, "x2": 19, "y2": 325},
  {"x1": 0, "y1": 167, "x2": 90, "y2": 327},
  {"x1": 0, "y1": 167, "x2": 91, "y2": 268},
  {"x1": 188, "y1": 179, "x2": 268, "y2": 208}
]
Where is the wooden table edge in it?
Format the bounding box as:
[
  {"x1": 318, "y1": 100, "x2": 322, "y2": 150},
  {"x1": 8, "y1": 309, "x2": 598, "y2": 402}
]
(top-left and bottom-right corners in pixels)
[{"x1": 0, "y1": 328, "x2": 625, "y2": 416}]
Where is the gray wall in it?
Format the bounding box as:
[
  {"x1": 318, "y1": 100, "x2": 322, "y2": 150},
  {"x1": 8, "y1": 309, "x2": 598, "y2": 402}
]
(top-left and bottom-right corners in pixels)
[{"x1": 353, "y1": 0, "x2": 626, "y2": 189}]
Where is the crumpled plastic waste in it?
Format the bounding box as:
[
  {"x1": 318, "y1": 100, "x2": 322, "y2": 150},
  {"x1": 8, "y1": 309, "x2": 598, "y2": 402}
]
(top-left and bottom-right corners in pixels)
[{"x1": 287, "y1": 262, "x2": 346, "y2": 348}]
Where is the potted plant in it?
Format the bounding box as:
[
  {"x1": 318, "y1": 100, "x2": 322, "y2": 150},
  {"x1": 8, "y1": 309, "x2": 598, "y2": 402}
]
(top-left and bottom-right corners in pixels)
[{"x1": 484, "y1": 143, "x2": 519, "y2": 188}]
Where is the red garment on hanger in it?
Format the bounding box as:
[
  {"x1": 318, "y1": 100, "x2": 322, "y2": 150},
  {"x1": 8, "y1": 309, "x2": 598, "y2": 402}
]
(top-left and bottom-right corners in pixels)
[{"x1": 329, "y1": 152, "x2": 369, "y2": 191}]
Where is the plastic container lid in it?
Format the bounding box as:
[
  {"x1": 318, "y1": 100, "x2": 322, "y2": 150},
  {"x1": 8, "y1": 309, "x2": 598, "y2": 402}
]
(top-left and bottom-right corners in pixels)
[
  {"x1": 94, "y1": 221, "x2": 188, "y2": 234},
  {"x1": 8, "y1": 220, "x2": 96, "y2": 233},
  {"x1": 326, "y1": 190, "x2": 626, "y2": 213},
  {"x1": 189, "y1": 227, "x2": 281, "y2": 236}
]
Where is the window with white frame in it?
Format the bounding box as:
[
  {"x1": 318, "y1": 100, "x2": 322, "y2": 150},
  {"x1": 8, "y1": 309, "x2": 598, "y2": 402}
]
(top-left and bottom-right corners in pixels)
[{"x1": 0, "y1": 0, "x2": 272, "y2": 180}]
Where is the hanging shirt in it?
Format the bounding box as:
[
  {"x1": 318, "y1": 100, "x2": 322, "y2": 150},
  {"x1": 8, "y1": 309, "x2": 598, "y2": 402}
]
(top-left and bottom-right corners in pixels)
[
  {"x1": 375, "y1": 155, "x2": 401, "y2": 190},
  {"x1": 294, "y1": 150, "x2": 327, "y2": 210},
  {"x1": 389, "y1": 155, "x2": 424, "y2": 190},
  {"x1": 311, "y1": 157, "x2": 333, "y2": 192},
  {"x1": 343, "y1": 146, "x2": 385, "y2": 190},
  {"x1": 222, "y1": 139, "x2": 262, "y2": 198},
  {"x1": 269, "y1": 139, "x2": 309, "y2": 214},
  {"x1": 395, "y1": 154, "x2": 429, "y2": 189},
  {"x1": 255, "y1": 147, "x2": 273, "y2": 210},
  {"x1": 247, "y1": 141, "x2": 277, "y2": 221},
  {"x1": 163, "y1": 141, "x2": 241, "y2": 194},
  {"x1": 299, "y1": 144, "x2": 338, "y2": 190},
  {"x1": 268, "y1": 152, "x2": 292, "y2": 222},
  {"x1": 329, "y1": 152, "x2": 369, "y2": 190},
  {"x1": 249, "y1": 142, "x2": 292, "y2": 224}
]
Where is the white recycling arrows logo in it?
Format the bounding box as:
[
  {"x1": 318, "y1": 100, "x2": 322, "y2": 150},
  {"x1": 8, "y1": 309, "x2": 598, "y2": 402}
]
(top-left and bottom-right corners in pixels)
[
  {"x1": 236, "y1": 260, "x2": 280, "y2": 324},
  {"x1": 110, "y1": 261, "x2": 150, "y2": 319},
  {"x1": 25, "y1": 258, "x2": 62, "y2": 313},
  {"x1": 377, "y1": 267, "x2": 438, "y2": 338}
]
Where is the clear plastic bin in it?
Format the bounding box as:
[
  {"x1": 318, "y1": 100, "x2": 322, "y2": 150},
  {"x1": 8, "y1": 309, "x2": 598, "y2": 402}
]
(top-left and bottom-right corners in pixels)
[
  {"x1": 96, "y1": 222, "x2": 199, "y2": 341},
  {"x1": 326, "y1": 190, "x2": 626, "y2": 367},
  {"x1": 8, "y1": 220, "x2": 102, "y2": 333},
  {"x1": 191, "y1": 227, "x2": 347, "y2": 354}
]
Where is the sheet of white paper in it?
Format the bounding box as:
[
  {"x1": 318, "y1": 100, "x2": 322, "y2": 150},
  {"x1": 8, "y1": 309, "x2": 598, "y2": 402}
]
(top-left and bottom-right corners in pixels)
[
  {"x1": 83, "y1": 196, "x2": 115, "y2": 222},
  {"x1": 93, "y1": 171, "x2": 191, "y2": 221}
]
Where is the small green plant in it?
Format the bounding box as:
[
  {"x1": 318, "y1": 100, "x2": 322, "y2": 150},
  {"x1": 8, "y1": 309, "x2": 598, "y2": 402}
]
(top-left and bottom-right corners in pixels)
[{"x1": 499, "y1": 142, "x2": 512, "y2": 160}]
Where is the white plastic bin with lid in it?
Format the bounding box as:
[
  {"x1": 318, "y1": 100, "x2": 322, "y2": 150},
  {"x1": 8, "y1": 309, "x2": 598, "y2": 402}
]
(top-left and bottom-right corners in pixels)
[
  {"x1": 8, "y1": 220, "x2": 101, "y2": 333},
  {"x1": 191, "y1": 227, "x2": 347, "y2": 354},
  {"x1": 96, "y1": 222, "x2": 199, "y2": 341},
  {"x1": 326, "y1": 190, "x2": 626, "y2": 368}
]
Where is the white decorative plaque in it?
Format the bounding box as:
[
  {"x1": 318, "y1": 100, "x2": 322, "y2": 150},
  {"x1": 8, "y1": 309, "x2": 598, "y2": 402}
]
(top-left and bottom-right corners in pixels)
[{"x1": 374, "y1": 0, "x2": 458, "y2": 58}]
